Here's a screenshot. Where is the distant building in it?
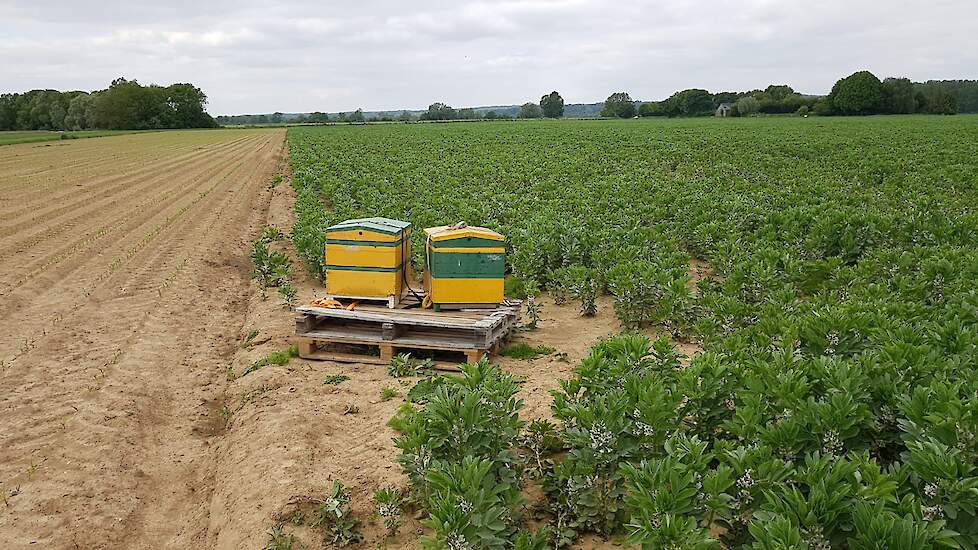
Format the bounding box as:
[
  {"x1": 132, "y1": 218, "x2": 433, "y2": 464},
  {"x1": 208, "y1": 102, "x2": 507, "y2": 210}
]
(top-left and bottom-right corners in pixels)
[{"x1": 715, "y1": 103, "x2": 734, "y2": 117}]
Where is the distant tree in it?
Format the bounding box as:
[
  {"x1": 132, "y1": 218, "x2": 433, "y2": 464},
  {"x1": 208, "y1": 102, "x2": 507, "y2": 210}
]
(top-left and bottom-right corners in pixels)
[
  {"x1": 915, "y1": 82, "x2": 958, "y2": 114},
  {"x1": 931, "y1": 80, "x2": 978, "y2": 113},
  {"x1": 64, "y1": 93, "x2": 95, "y2": 129},
  {"x1": 519, "y1": 102, "x2": 543, "y2": 119},
  {"x1": 540, "y1": 91, "x2": 564, "y2": 118},
  {"x1": 735, "y1": 96, "x2": 760, "y2": 116},
  {"x1": 348, "y1": 109, "x2": 366, "y2": 122},
  {"x1": 397, "y1": 110, "x2": 414, "y2": 122},
  {"x1": 457, "y1": 107, "x2": 478, "y2": 119},
  {"x1": 421, "y1": 102, "x2": 457, "y2": 121},
  {"x1": 796, "y1": 105, "x2": 810, "y2": 116},
  {"x1": 0, "y1": 94, "x2": 17, "y2": 130},
  {"x1": 484, "y1": 110, "x2": 499, "y2": 120},
  {"x1": 829, "y1": 71, "x2": 884, "y2": 115},
  {"x1": 165, "y1": 83, "x2": 215, "y2": 127},
  {"x1": 638, "y1": 102, "x2": 664, "y2": 117},
  {"x1": 712, "y1": 91, "x2": 741, "y2": 108},
  {"x1": 763, "y1": 85, "x2": 796, "y2": 101},
  {"x1": 881, "y1": 78, "x2": 915, "y2": 114},
  {"x1": 601, "y1": 92, "x2": 636, "y2": 118},
  {"x1": 660, "y1": 89, "x2": 713, "y2": 117},
  {"x1": 812, "y1": 97, "x2": 833, "y2": 116}
]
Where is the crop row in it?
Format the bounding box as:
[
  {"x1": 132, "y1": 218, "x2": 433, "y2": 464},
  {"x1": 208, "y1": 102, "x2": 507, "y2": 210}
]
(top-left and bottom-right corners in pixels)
[{"x1": 287, "y1": 116, "x2": 978, "y2": 548}]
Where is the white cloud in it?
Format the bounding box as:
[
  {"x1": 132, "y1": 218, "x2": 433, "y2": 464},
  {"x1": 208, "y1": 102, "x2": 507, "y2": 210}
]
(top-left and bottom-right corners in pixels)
[{"x1": 1, "y1": 0, "x2": 976, "y2": 114}]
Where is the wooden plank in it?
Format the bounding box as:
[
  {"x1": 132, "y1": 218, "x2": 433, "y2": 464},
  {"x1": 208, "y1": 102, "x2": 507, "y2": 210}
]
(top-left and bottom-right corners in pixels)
[
  {"x1": 299, "y1": 328, "x2": 486, "y2": 351},
  {"x1": 296, "y1": 306, "x2": 489, "y2": 329}
]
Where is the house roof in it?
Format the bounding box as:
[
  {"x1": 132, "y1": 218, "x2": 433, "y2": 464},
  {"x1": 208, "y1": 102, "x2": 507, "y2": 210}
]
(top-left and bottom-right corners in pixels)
[{"x1": 718, "y1": 103, "x2": 734, "y2": 109}]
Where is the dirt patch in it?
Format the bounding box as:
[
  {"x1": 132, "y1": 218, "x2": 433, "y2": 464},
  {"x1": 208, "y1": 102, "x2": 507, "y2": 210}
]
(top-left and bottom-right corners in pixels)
[{"x1": 0, "y1": 129, "x2": 285, "y2": 549}]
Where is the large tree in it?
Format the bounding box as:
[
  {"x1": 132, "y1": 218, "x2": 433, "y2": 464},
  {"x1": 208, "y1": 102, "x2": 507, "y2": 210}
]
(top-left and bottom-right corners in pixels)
[
  {"x1": 829, "y1": 71, "x2": 884, "y2": 115},
  {"x1": 660, "y1": 89, "x2": 714, "y2": 117},
  {"x1": 540, "y1": 91, "x2": 564, "y2": 118},
  {"x1": 881, "y1": 78, "x2": 915, "y2": 114},
  {"x1": 519, "y1": 102, "x2": 543, "y2": 119},
  {"x1": 601, "y1": 92, "x2": 636, "y2": 118},
  {"x1": 736, "y1": 96, "x2": 760, "y2": 116},
  {"x1": 421, "y1": 102, "x2": 457, "y2": 121}
]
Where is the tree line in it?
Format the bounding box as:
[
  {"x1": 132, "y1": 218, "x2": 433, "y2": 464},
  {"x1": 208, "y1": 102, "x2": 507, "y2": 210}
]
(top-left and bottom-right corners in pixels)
[
  {"x1": 0, "y1": 78, "x2": 217, "y2": 131},
  {"x1": 623, "y1": 72, "x2": 974, "y2": 119},
  {"x1": 216, "y1": 73, "x2": 978, "y2": 127}
]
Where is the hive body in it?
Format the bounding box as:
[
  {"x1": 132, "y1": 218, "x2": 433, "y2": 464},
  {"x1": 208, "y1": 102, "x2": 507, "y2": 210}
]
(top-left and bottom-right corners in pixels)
[
  {"x1": 325, "y1": 217, "x2": 412, "y2": 304},
  {"x1": 423, "y1": 225, "x2": 505, "y2": 308}
]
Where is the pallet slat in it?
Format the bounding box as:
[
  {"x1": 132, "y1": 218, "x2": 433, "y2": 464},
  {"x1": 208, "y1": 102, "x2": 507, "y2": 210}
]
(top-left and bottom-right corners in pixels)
[{"x1": 294, "y1": 301, "x2": 520, "y2": 365}]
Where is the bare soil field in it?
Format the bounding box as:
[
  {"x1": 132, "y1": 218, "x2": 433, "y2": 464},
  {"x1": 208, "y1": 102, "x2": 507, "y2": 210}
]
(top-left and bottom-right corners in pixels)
[
  {"x1": 0, "y1": 129, "x2": 286, "y2": 548},
  {"x1": 1, "y1": 129, "x2": 693, "y2": 549}
]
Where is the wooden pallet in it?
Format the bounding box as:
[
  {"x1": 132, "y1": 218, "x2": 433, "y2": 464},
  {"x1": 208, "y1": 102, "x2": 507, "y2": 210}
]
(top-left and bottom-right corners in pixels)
[{"x1": 294, "y1": 301, "x2": 521, "y2": 366}]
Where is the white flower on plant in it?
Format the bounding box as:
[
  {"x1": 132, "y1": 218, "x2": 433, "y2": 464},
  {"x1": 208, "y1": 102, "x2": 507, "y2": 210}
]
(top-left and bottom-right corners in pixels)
[
  {"x1": 589, "y1": 422, "x2": 615, "y2": 455},
  {"x1": 446, "y1": 532, "x2": 473, "y2": 550},
  {"x1": 922, "y1": 505, "x2": 944, "y2": 521},
  {"x1": 822, "y1": 430, "x2": 843, "y2": 456}
]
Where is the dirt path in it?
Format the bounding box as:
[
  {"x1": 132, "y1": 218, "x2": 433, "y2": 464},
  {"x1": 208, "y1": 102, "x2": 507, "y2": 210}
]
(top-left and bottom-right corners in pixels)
[{"x1": 0, "y1": 129, "x2": 285, "y2": 549}]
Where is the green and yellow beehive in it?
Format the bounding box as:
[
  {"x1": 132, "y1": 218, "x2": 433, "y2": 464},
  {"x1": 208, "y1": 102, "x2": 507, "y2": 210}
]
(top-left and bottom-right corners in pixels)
[
  {"x1": 423, "y1": 225, "x2": 505, "y2": 309},
  {"x1": 325, "y1": 217, "x2": 412, "y2": 305}
]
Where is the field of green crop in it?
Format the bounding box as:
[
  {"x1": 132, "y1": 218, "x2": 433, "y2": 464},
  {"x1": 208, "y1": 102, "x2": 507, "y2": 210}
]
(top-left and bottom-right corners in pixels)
[
  {"x1": 0, "y1": 129, "x2": 151, "y2": 146},
  {"x1": 287, "y1": 116, "x2": 978, "y2": 549}
]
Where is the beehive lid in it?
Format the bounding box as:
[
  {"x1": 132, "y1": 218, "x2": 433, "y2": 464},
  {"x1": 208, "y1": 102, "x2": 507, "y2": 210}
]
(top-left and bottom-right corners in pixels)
[
  {"x1": 327, "y1": 217, "x2": 411, "y2": 235},
  {"x1": 425, "y1": 225, "x2": 505, "y2": 247}
]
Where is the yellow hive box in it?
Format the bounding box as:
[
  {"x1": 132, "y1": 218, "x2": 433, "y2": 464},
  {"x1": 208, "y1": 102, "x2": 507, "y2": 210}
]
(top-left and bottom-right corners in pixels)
[
  {"x1": 423, "y1": 225, "x2": 506, "y2": 309},
  {"x1": 325, "y1": 217, "x2": 412, "y2": 306}
]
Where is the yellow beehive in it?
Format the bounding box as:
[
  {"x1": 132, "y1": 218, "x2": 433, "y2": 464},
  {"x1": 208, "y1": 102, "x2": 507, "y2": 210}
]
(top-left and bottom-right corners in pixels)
[
  {"x1": 325, "y1": 217, "x2": 412, "y2": 305},
  {"x1": 423, "y1": 224, "x2": 505, "y2": 309}
]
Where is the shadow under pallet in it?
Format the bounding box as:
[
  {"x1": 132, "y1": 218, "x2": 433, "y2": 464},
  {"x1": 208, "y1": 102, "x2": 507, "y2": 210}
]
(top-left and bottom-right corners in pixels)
[{"x1": 294, "y1": 301, "x2": 521, "y2": 368}]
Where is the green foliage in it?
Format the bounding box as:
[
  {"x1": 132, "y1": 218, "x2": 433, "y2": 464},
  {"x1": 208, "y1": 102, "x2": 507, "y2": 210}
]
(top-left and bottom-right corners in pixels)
[
  {"x1": 736, "y1": 96, "x2": 760, "y2": 116},
  {"x1": 421, "y1": 102, "x2": 458, "y2": 121},
  {"x1": 829, "y1": 71, "x2": 884, "y2": 115},
  {"x1": 242, "y1": 345, "x2": 299, "y2": 377},
  {"x1": 251, "y1": 240, "x2": 291, "y2": 290},
  {"x1": 660, "y1": 89, "x2": 715, "y2": 117},
  {"x1": 290, "y1": 117, "x2": 978, "y2": 548},
  {"x1": 323, "y1": 374, "x2": 350, "y2": 385},
  {"x1": 263, "y1": 524, "x2": 303, "y2": 550},
  {"x1": 523, "y1": 279, "x2": 543, "y2": 330},
  {"x1": 311, "y1": 481, "x2": 362, "y2": 546},
  {"x1": 601, "y1": 92, "x2": 636, "y2": 118},
  {"x1": 388, "y1": 352, "x2": 434, "y2": 378},
  {"x1": 519, "y1": 102, "x2": 544, "y2": 119},
  {"x1": 500, "y1": 342, "x2": 556, "y2": 360},
  {"x1": 505, "y1": 275, "x2": 529, "y2": 300},
  {"x1": 519, "y1": 419, "x2": 563, "y2": 479},
  {"x1": 392, "y1": 360, "x2": 529, "y2": 547},
  {"x1": 540, "y1": 91, "x2": 565, "y2": 118},
  {"x1": 259, "y1": 226, "x2": 286, "y2": 243},
  {"x1": 278, "y1": 283, "x2": 297, "y2": 308},
  {"x1": 380, "y1": 386, "x2": 400, "y2": 401},
  {"x1": 551, "y1": 266, "x2": 599, "y2": 316},
  {"x1": 0, "y1": 78, "x2": 216, "y2": 131},
  {"x1": 373, "y1": 486, "x2": 405, "y2": 535},
  {"x1": 882, "y1": 77, "x2": 916, "y2": 114}
]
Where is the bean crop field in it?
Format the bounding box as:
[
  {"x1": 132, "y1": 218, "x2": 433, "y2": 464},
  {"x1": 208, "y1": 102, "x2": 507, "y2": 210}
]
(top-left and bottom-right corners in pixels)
[{"x1": 287, "y1": 116, "x2": 978, "y2": 549}]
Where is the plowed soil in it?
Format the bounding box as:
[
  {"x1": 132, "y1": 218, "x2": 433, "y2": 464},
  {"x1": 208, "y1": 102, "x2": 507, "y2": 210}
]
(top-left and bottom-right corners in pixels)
[{"x1": 0, "y1": 129, "x2": 286, "y2": 548}]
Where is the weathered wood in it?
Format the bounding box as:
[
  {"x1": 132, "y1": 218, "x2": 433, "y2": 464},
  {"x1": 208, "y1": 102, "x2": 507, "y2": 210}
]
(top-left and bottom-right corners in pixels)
[{"x1": 294, "y1": 301, "x2": 520, "y2": 367}]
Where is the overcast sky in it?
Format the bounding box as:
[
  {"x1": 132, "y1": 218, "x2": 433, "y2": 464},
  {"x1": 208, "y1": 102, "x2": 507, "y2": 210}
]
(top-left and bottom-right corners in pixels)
[{"x1": 2, "y1": 0, "x2": 976, "y2": 115}]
